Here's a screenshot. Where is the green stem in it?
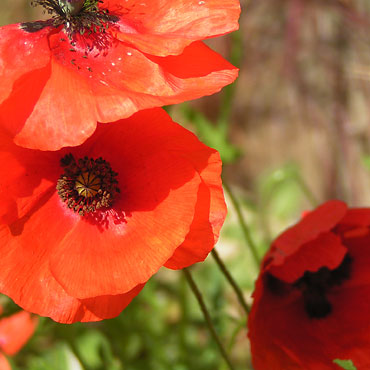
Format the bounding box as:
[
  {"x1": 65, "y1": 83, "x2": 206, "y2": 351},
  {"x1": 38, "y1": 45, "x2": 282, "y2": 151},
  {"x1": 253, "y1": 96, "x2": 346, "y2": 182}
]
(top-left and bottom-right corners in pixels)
[
  {"x1": 183, "y1": 268, "x2": 235, "y2": 370},
  {"x1": 223, "y1": 182, "x2": 260, "y2": 265},
  {"x1": 211, "y1": 249, "x2": 250, "y2": 315}
]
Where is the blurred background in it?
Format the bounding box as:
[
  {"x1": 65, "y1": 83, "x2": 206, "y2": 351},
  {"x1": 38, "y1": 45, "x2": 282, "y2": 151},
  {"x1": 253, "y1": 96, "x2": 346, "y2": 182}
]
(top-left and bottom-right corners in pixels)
[{"x1": 1, "y1": 0, "x2": 370, "y2": 369}]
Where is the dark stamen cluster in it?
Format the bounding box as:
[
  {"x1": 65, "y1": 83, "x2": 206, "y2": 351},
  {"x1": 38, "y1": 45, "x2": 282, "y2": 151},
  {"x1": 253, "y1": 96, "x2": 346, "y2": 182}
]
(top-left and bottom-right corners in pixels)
[
  {"x1": 56, "y1": 153, "x2": 120, "y2": 216},
  {"x1": 266, "y1": 254, "x2": 352, "y2": 319},
  {"x1": 23, "y1": 0, "x2": 118, "y2": 37}
]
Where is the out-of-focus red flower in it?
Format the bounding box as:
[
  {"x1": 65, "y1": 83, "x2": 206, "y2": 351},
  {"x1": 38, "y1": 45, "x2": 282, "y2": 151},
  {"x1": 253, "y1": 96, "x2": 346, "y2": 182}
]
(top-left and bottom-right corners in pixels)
[
  {"x1": 0, "y1": 310, "x2": 38, "y2": 370},
  {"x1": 0, "y1": 108, "x2": 226, "y2": 324},
  {"x1": 0, "y1": 0, "x2": 240, "y2": 150},
  {"x1": 248, "y1": 200, "x2": 370, "y2": 369},
  {"x1": 0, "y1": 355, "x2": 10, "y2": 370},
  {"x1": 0, "y1": 311, "x2": 38, "y2": 356}
]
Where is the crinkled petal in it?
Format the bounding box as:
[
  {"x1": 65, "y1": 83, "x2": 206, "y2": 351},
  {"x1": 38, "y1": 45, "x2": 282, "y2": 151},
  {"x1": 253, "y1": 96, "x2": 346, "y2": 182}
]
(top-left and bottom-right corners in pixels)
[
  {"x1": 50, "y1": 32, "x2": 238, "y2": 122},
  {"x1": 9, "y1": 58, "x2": 98, "y2": 150},
  {"x1": 104, "y1": 0, "x2": 240, "y2": 56},
  {"x1": 0, "y1": 222, "x2": 143, "y2": 323},
  {"x1": 0, "y1": 23, "x2": 51, "y2": 103},
  {"x1": 264, "y1": 200, "x2": 347, "y2": 270},
  {"x1": 91, "y1": 41, "x2": 238, "y2": 124},
  {"x1": 165, "y1": 150, "x2": 226, "y2": 269},
  {"x1": 268, "y1": 232, "x2": 348, "y2": 283}
]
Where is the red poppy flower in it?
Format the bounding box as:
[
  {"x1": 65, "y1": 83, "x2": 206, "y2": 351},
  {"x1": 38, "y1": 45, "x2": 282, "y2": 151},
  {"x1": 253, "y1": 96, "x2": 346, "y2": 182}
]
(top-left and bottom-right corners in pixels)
[
  {"x1": 0, "y1": 108, "x2": 226, "y2": 324},
  {"x1": 248, "y1": 200, "x2": 370, "y2": 369},
  {"x1": 0, "y1": 310, "x2": 38, "y2": 370},
  {"x1": 0, "y1": 0, "x2": 240, "y2": 151}
]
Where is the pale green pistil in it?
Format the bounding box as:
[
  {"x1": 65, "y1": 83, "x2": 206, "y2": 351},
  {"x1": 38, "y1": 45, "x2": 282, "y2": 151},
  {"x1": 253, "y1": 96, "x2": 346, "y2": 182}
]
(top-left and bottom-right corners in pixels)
[{"x1": 58, "y1": 0, "x2": 85, "y2": 16}]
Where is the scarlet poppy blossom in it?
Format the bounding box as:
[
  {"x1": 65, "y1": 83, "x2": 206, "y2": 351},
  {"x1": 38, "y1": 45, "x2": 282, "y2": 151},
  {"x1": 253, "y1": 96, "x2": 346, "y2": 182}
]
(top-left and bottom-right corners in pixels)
[
  {"x1": 248, "y1": 200, "x2": 370, "y2": 369},
  {"x1": 0, "y1": 0, "x2": 240, "y2": 151},
  {"x1": 0, "y1": 108, "x2": 226, "y2": 324},
  {"x1": 0, "y1": 310, "x2": 38, "y2": 370}
]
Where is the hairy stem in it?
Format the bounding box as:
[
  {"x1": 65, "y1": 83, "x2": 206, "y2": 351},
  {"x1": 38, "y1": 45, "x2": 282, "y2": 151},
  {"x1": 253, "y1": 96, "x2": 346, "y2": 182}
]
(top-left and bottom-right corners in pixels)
[
  {"x1": 223, "y1": 182, "x2": 260, "y2": 266},
  {"x1": 211, "y1": 249, "x2": 250, "y2": 315},
  {"x1": 183, "y1": 268, "x2": 235, "y2": 370}
]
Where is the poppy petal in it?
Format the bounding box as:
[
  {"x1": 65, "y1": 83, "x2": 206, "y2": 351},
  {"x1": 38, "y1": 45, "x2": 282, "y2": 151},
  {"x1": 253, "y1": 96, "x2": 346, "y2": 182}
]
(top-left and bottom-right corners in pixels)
[
  {"x1": 91, "y1": 41, "x2": 238, "y2": 124},
  {"x1": 50, "y1": 33, "x2": 238, "y2": 119},
  {"x1": 10, "y1": 58, "x2": 98, "y2": 150},
  {"x1": 339, "y1": 208, "x2": 370, "y2": 228},
  {"x1": 0, "y1": 24, "x2": 51, "y2": 104},
  {"x1": 267, "y1": 232, "x2": 348, "y2": 283},
  {"x1": 265, "y1": 200, "x2": 348, "y2": 270},
  {"x1": 80, "y1": 286, "x2": 145, "y2": 322},
  {"x1": 0, "y1": 220, "x2": 143, "y2": 323},
  {"x1": 104, "y1": 0, "x2": 240, "y2": 56},
  {"x1": 165, "y1": 150, "x2": 226, "y2": 269},
  {"x1": 49, "y1": 29, "x2": 180, "y2": 97},
  {"x1": 48, "y1": 110, "x2": 202, "y2": 298}
]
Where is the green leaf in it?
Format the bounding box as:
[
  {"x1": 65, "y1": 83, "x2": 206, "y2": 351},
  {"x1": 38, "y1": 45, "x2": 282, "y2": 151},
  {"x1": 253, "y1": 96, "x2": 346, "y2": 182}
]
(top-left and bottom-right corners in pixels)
[
  {"x1": 333, "y1": 359, "x2": 357, "y2": 370},
  {"x1": 75, "y1": 330, "x2": 116, "y2": 369},
  {"x1": 28, "y1": 342, "x2": 83, "y2": 370},
  {"x1": 180, "y1": 105, "x2": 240, "y2": 163}
]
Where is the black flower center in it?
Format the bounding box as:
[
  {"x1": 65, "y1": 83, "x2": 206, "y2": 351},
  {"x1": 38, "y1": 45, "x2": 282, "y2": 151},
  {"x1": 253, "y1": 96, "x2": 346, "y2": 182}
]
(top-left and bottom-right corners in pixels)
[
  {"x1": 56, "y1": 153, "x2": 120, "y2": 216},
  {"x1": 22, "y1": 0, "x2": 118, "y2": 37},
  {"x1": 266, "y1": 254, "x2": 352, "y2": 319}
]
